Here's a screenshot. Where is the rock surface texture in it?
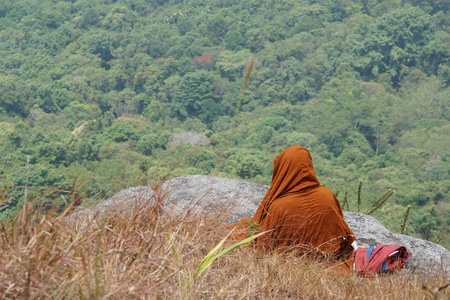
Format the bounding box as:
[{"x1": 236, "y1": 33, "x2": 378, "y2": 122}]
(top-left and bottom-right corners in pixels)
[{"x1": 75, "y1": 175, "x2": 449, "y2": 273}]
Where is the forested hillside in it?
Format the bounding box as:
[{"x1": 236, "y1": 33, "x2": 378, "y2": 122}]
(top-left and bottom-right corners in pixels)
[{"x1": 0, "y1": 0, "x2": 448, "y2": 248}]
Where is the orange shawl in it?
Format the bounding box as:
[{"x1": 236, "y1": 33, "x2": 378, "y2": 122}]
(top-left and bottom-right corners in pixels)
[{"x1": 226, "y1": 146, "x2": 355, "y2": 258}]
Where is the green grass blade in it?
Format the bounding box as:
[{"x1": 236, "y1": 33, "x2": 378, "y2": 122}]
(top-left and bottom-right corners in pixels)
[
  {"x1": 197, "y1": 236, "x2": 226, "y2": 272},
  {"x1": 212, "y1": 231, "x2": 265, "y2": 259},
  {"x1": 165, "y1": 232, "x2": 180, "y2": 263},
  {"x1": 195, "y1": 231, "x2": 266, "y2": 280}
]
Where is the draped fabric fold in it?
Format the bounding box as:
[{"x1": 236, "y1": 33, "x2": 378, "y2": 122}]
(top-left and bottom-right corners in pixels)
[{"x1": 225, "y1": 146, "x2": 355, "y2": 259}]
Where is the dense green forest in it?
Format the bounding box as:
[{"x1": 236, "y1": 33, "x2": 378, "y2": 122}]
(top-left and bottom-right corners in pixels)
[{"x1": 0, "y1": 0, "x2": 448, "y2": 248}]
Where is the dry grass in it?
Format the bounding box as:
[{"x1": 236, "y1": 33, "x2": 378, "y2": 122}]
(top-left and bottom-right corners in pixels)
[{"x1": 0, "y1": 186, "x2": 449, "y2": 299}]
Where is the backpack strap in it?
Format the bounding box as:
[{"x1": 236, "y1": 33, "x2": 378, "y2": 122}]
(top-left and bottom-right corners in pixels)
[{"x1": 366, "y1": 246, "x2": 376, "y2": 261}]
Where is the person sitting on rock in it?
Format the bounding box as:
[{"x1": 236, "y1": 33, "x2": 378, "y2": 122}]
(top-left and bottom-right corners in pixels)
[{"x1": 225, "y1": 145, "x2": 355, "y2": 269}]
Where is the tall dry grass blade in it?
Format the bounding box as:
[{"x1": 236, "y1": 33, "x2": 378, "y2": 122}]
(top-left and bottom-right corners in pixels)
[
  {"x1": 19, "y1": 155, "x2": 30, "y2": 249},
  {"x1": 23, "y1": 155, "x2": 30, "y2": 222},
  {"x1": 343, "y1": 190, "x2": 349, "y2": 211},
  {"x1": 365, "y1": 190, "x2": 394, "y2": 215},
  {"x1": 0, "y1": 170, "x2": 8, "y2": 208},
  {"x1": 423, "y1": 205, "x2": 435, "y2": 240},
  {"x1": 95, "y1": 216, "x2": 108, "y2": 298},
  {"x1": 214, "y1": 56, "x2": 256, "y2": 176},
  {"x1": 165, "y1": 232, "x2": 180, "y2": 263},
  {"x1": 401, "y1": 205, "x2": 411, "y2": 234},
  {"x1": 357, "y1": 180, "x2": 363, "y2": 212},
  {"x1": 365, "y1": 189, "x2": 394, "y2": 215}
]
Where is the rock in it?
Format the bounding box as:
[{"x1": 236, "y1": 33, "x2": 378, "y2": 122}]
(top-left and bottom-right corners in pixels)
[
  {"x1": 75, "y1": 175, "x2": 450, "y2": 273},
  {"x1": 89, "y1": 186, "x2": 155, "y2": 213},
  {"x1": 160, "y1": 175, "x2": 265, "y2": 223},
  {"x1": 71, "y1": 175, "x2": 263, "y2": 221}
]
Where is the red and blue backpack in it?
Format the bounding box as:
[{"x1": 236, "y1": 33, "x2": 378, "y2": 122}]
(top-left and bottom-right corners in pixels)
[{"x1": 355, "y1": 244, "x2": 409, "y2": 277}]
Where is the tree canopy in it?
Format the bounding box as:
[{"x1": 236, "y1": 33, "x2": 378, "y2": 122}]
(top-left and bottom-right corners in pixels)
[{"x1": 0, "y1": 0, "x2": 449, "y2": 248}]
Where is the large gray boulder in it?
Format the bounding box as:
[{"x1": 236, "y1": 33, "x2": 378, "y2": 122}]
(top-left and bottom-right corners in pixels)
[{"x1": 75, "y1": 175, "x2": 449, "y2": 273}]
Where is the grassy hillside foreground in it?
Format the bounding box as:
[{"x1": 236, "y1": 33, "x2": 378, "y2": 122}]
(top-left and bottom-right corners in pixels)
[{"x1": 0, "y1": 183, "x2": 448, "y2": 299}]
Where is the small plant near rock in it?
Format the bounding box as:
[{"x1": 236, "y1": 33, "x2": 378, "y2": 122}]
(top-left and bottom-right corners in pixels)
[{"x1": 246, "y1": 220, "x2": 261, "y2": 237}]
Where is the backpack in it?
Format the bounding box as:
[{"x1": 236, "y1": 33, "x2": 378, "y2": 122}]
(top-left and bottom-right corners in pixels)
[{"x1": 355, "y1": 245, "x2": 409, "y2": 277}]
